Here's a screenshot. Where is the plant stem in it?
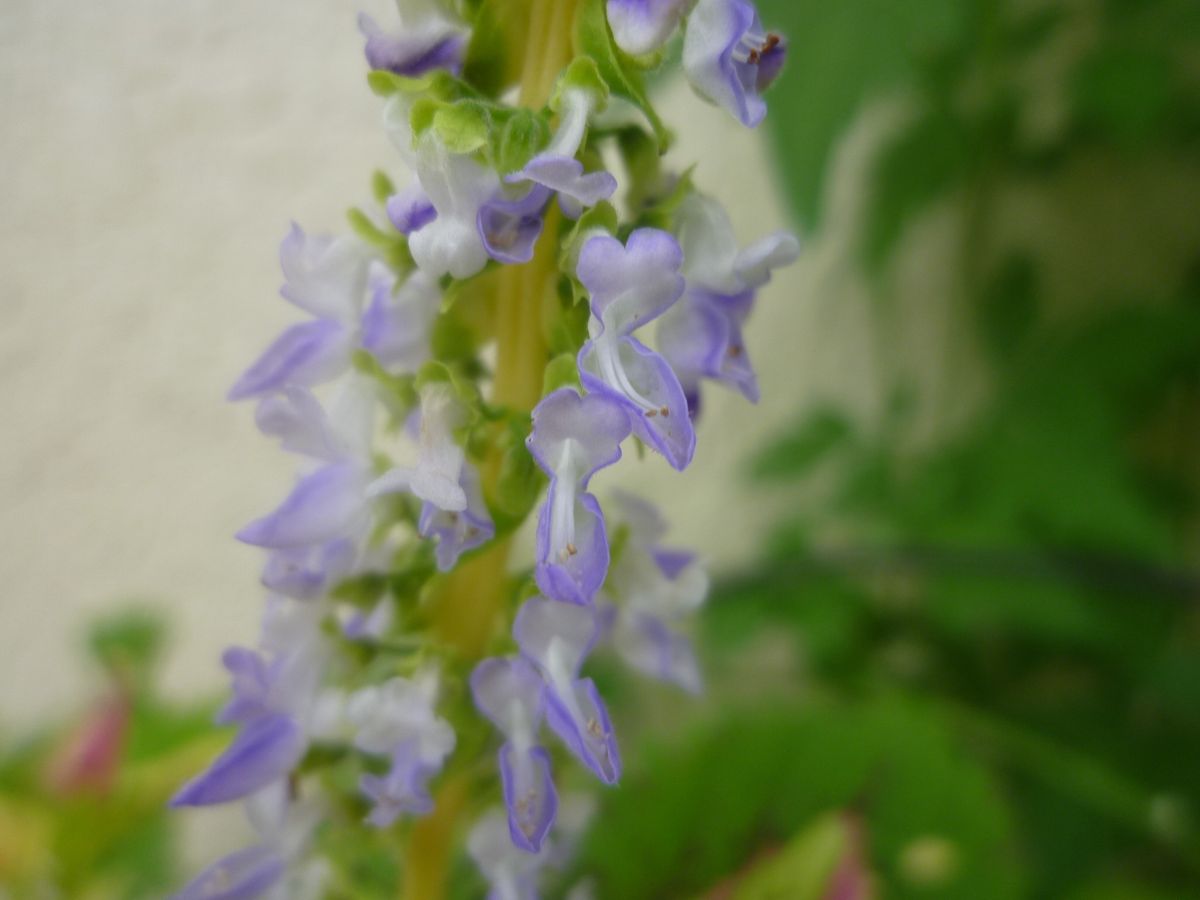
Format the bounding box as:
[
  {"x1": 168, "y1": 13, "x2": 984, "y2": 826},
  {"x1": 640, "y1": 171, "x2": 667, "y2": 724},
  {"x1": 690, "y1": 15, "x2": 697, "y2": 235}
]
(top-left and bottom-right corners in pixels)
[{"x1": 402, "y1": 1, "x2": 576, "y2": 896}]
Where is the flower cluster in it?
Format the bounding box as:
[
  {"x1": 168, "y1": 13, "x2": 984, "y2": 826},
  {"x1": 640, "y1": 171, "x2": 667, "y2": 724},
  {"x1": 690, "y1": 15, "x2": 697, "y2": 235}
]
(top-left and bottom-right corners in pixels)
[{"x1": 171, "y1": 0, "x2": 796, "y2": 896}]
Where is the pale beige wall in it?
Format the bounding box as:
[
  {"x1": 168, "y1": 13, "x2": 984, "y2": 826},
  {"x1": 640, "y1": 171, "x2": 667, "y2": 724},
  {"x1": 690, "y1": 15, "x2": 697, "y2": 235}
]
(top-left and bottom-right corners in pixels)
[{"x1": 0, "y1": 1, "x2": 860, "y2": 729}]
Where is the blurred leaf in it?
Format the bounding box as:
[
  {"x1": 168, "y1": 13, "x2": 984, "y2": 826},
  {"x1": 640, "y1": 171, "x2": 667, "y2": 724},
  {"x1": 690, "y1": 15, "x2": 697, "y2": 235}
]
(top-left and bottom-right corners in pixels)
[
  {"x1": 758, "y1": 0, "x2": 966, "y2": 229},
  {"x1": 979, "y1": 253, "x2": 1039, "y2": 360},
  {"x1": 87, "y1": 609, "x2": 164, "y2": 685},
  {"x1": 726, "y1": 812, "x2": 848, "y2": 900},
  {"x1": 1072, "y1": 46, "x2": 1174, "y2": 144},
  {"x1": 750, "y1": 407, "x2": 854, "y2": 481},
  {"x1": 563, "y1": 700, "x2": 1019, "y2": 900},
  {"x1": 864, "y1": 111, "x2": 970, "y2": 269}
]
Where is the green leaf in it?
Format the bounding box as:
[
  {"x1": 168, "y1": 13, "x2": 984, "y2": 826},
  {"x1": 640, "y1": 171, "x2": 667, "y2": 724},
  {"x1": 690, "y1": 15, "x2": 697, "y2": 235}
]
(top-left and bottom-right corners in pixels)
[
  {"x1": 573, "y1": 0, "x2": 671, "y2": 150},
  {"x1": 87, "y1": 609, "x2": 165, "y2": 684},
  {"x1": 495, "y1": 108, "x2": 550, "y2": 175},
  {"x1": 750, "y1": 407, "x2": 854, "y2": 481},
  {"x1": 864, "y1": 110, "x2": 969, "y2": 269},
  {"x1": 727, "y1": 813, "x2": 849, "y2": 900},
  {"x1": 432, "y1": 101, "x2": 491, "y2": 155},
  {"x1": 370, "y1": 170, "x2": 396, "y2": 205},
  {"x1": 758, "y1": 0, "x2": 966, "y2": 229},
  {"x1": 542, "y1": 352, "x2": 582, "y2": 395}
]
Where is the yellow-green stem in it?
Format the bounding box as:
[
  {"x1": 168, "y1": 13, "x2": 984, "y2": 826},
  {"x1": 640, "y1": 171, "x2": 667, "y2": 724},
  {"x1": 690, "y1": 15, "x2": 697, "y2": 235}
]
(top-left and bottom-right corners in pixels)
[{"x1": 401, "y1": 1, "x2": 576, "y2": 896}]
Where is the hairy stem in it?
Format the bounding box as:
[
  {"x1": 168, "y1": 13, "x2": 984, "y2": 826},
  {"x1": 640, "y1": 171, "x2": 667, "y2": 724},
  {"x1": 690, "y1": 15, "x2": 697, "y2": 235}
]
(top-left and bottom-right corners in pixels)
[{"x1": 402, "y1": 0, "x2": 576, "y2": 896}]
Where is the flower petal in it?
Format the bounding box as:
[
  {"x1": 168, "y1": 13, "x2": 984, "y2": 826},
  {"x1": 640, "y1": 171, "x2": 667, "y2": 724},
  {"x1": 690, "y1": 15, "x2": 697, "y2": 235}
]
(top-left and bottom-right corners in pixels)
[
  {"x1": 607, "y1": 0, "x2": 688, "y2": 56},
  {"x1": 579, "y1": 336, "x2": 696, "y2": 470},
  {"x1": 500, "y1": 743, "x2": 558, "y2": 852},
  {"x1": 228, "y1": 319, "x2": 353, "y2": 401},
  {"x1": 470, "y1": 656, "x2": 545, "y2": 738},
  {"x1": 171, "y1": 844, "x2": 285, "y2": 900},
  {"x1": 478, "y1": 185, "x2": 550, "y2": 265},
  {"x1": 614, "y1": 611, "x2": 703, "y2": 694},
  {"x1": 514, "y1": 596, "x2": 598, "y2": 680},
  {"x1": 386, "y1": 183, "x2": 438, "y2": 234},
  {"x1": 543, "y1": 677, "x2": 621, "y2": 784},
  {"x1": 361, "y1": 265, "x2": 440, "y2": 374},
  {"x1": 535, "y1": 488, "x2": 609, "y2": 606},
  {"x1": 577, "y1": 229, "x2": 685, "y2": 336},
  {"x1": 278, "y1": 224, "x2": 369, "y2": 322},
  {"x1": 170, "y1": 714, "x2": 304, "y2": 807},
  {"x1": 236, "y1": 463, "x2": 369, "y2": 549},
  {"x1": 526, "y1": 389, "x2": 631, "y2": 488}
]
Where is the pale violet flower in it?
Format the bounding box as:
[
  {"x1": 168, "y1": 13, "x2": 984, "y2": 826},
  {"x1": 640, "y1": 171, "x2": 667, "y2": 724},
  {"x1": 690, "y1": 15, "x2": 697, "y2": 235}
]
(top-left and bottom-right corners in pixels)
[
  {"x1": 386, "y1": 96, "x2": 500, "y2": 278},
  {"x1": 479, "y1": 84, "x2": 617, "y2": 266},
  {"x1": 173, "y1": 782, "x2": 325, "y2": 900},
  {"x1": 357, "y1": 0, "x2": 469, "y2": 77},
  {"x1": 346, "y1": 670, "x2": 456, "y2": 828},
  {"x1": 342, "y1": 596, "x2": 396, "y2": 641},
  {"x1": 528, "y1": 389, "x2": 631, "y2": 606},
  {"x1": 471, "y1": 657, "x2": 558, "y2": 851},
  {"x1": 230, "y1": 231, "x2": 436, "y2": 402},
  {"x1": 468, "y1": 809, "x2": 547, "y2": 900},
  {"x1": 419, "y1": 462, "x2": 495, "y2": 571},
  {"x1": 368, "y1": 380, "x2": 470, "y2": 513},
  {"x1": 468, "y1": 795, "x2": 595, "y2": 900},
  {"x1": 359, "y1": 740, "x2": 436, "y2": 827},
  {"x1": 602, "y1": 491, "x2": 708, "y2": 693},
  {"x1": 237, "y1": 377, "x2": 379, "y2": 553},
  {"x1": 505, "y1": 87, "x2": 616, "y2": 220},
  {"x1": 172, "y1": 597, "x2": 328, "y2": 809},
  {"x1": 515, "y1": 598, "x2": 619, "y2": 784},
  {"x1": 607, "y1": 0, "x2": 689, "y2": 56},
  {"x1": 658, "y1": 192, "x2": 799, "y2": 413},
  {"x1": 347, "y1": 670, "x2": 456, "y2": 763},
  {"x1": 576, "y1": 229, "x2": 694, "y2": 470},
  {"x1": 228, "y1": 227, "x2": 370, "y2": 401},
  {"x1": 683, "y1": 0, "x2": 786, "y2": 128}
]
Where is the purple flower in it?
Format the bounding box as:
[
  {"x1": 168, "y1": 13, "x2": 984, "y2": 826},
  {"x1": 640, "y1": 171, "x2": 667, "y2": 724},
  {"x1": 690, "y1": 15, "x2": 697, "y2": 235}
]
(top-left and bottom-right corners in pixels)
[
  {"x1": 607, "y1": 0, "x2": 688, "y2": 56},
  {"x1": 468, "y1": 809, "x2": 546, "y2": 900},
  {"x1": 419, "y1": 463, "x2": 495, "y2": 571},
  {"x1": 170, "y1": 714, "x2": 305, "y2": 807},
  {"x1": 575, "y1": 229, "x2": 694, "y2": 469},
  {"x1": 172, "y1": 844, "x2": 286, "y2": 900},
  {"x1": 527, "y1": 389, "x2": 631, "y2": 606},
  {"x1": 386, "y1": 183, "x2": 438, "y2": 235},
  {"x1": 237, "y1": 461, "x2": 375, "y2": 550},
  {"x1": 261, "y1": 539, "x2": 358, "y2": 601},
  {"x1": 682, "y1": 0, "x2": 787, "y2": 128},
  {"x1": 471, "y1": 657, "x2": 559, "y2": 851},
  {"x1": 601, "y1": 492, "x2": 708, "y2": 693},
  {"x1": 346, "y1": 670, "x2": 456, "y2": 766},
  {"x1": 228, "y1": 227, "x2": 368, "y2": 401},
  {"x1": 357, "y1": 1, "x2": 469, "y2": 77},
  {"x1": 174, "y1": 784, "x2": 325, "y2": 900},
  {"x1": 479, "y1": 184, "x2": 552, "y2": 265},
  {"x1": 368, "y1": 382, "x2": 470, "y2": 514},
  {"x1": 360, "y1": 266, "x2": 440, "y2": 372},
  {"x1": 515, "y1": 598, "x2": 620, "y2": 784},
  {"x1": 230, "y1": 227, "x2": 438, "y2": 401},
  {"x1": 342, "y1": 597, "x2": 395, "y2": 641},
  {"x1": 657, "y1": 193, "x2": 799, "y2": 413},
  {"x1": 360, "y1": 741, "x2": 435, "y2": 827},
  {"x1": 506, "y1": 89, "x2": 616, "y2": 220},
  {"x1": 385, "y1": 98, "x2": 500, "y2": 278}
]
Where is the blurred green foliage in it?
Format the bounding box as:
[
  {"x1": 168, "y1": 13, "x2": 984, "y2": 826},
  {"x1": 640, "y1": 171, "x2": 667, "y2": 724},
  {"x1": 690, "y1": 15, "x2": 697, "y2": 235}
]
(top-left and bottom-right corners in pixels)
[{"x1": 0, "y1": 609, "x2": 220, "y2": 899}]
